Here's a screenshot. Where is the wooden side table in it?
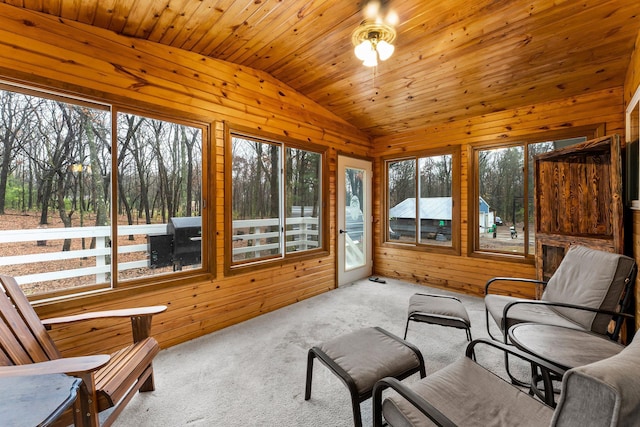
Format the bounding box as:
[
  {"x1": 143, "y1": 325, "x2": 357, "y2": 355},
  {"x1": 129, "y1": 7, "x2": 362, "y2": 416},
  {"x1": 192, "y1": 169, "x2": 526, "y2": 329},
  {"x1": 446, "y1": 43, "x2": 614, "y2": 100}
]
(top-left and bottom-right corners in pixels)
[{"x1": 0, "y1": 373, "x2": 81, "y2": 427}]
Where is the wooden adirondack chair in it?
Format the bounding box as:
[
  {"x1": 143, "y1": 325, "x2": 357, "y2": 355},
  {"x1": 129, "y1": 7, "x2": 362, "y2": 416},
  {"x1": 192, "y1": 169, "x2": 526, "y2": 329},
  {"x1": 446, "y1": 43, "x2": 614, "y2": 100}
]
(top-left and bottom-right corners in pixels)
[{"x1": 0, "y1": 274, "x2": 166, "y2": 427}]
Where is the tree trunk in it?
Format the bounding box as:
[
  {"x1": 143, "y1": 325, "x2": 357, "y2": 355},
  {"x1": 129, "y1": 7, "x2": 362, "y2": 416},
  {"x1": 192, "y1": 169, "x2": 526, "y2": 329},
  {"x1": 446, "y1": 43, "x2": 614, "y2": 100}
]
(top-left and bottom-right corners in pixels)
[{"x1": 56, "y1": 170, "x2": 74, "y2": 251}]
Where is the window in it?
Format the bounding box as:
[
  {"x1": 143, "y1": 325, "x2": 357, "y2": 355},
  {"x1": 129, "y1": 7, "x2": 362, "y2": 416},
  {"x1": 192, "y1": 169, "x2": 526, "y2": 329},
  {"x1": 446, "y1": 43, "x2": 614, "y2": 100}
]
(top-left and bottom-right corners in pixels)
[
  {"x1": 473, "y1": 134, "x2": 593, "y2": 257},
  {"x1": 116, "y1": 111, "x2": 205, "y2": 281},
  {"x1": 385, "y1": 148, "x2": 459, "y2": 253},
  {"x1": 0, "y1": 83, "x2": 208, "y2": 297},
  {"x1": 226, "y1": 127, "x2": 325, "y2": 270},
  {"x1": 626, "y1": 85, "x2": 640, "y2": 208}
]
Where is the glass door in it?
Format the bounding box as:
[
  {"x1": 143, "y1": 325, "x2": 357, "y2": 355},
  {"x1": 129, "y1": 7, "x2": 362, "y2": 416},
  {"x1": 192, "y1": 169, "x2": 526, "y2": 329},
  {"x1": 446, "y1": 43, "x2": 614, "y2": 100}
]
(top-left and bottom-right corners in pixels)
[{"x1": 337, "y1": 156, "x2": 372, "y2": 286}]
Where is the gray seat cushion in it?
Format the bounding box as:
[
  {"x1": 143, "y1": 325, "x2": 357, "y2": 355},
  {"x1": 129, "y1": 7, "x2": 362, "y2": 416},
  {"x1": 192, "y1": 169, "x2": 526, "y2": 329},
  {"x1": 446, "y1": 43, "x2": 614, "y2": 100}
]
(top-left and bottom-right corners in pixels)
[
  {"x1": 408, "y1": 294, "x2": 470, "y2": 329},
  {"x1": 317, "y1": 327, "x2": 422, "y2": 395},
  {"x1": 485, "y1": 245, "x2": 635, "y2": 336},
  {"x1": 382, "y1": 357, "x2": 554, "y2": 426},
  {"x1": 552, "y1": 332, "x2": 640, "y2": 426},
  {"x1": 541, "y1": 245, "x2": 633, "y2": 333},
  {"x1": 485, "y1": 294, "x2": 584, "y2": 332}
]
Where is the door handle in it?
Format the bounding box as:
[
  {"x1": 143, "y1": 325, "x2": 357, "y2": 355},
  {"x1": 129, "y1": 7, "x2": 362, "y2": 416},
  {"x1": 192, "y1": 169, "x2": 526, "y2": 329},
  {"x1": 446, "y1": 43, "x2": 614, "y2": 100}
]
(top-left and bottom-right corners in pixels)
[{"x1": 339, "y1": 229, "x2": 345, "y2": 234}]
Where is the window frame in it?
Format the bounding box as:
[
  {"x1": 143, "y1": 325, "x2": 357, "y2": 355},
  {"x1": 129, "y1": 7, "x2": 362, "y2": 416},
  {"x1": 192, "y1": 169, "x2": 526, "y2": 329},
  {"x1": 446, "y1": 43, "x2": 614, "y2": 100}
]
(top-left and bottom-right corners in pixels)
[
  {"x1": 382, "y1": 146, "x2": 461, "y2": 256},
  {"x1": 468, "y1": 125, "x2": 604, "y2": 261},
  {"x1": 111, "y1": 106, "x2": 213, "y2": 288},
  {"x1": 224, "y1": 124, "x2": 329, "y2": 275},
  {"x1": 0, "y1": 81, "x2": 214, "y2": 301}
]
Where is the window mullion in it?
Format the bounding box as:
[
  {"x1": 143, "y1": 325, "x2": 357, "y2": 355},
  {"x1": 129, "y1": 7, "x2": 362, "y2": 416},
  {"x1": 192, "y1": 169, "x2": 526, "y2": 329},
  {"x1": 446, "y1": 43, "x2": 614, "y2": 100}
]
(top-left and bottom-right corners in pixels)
[
  {"x1": 415, "y1": 158, "x2": 420, "y2": 244},
  {"x1": 523, "y1": 143, "x2": 530, "y2": 256},
  {"x1": 110, "y1": 108, "x2": 118, "y2": 289},
  {"x1": 279, "y1": 148, "x2": 285, "y2": 258}
]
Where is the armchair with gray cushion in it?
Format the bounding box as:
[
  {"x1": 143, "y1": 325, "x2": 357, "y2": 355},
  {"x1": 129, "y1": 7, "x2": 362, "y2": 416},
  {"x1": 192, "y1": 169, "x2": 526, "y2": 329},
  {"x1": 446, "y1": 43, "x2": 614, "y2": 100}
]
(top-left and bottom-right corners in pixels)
[
  {"x1": 373, "y1": 333, "x2": 640, "y2": 426},
  {"x1": 484, "y1": 245, "x2": 636, "y2": 344}
]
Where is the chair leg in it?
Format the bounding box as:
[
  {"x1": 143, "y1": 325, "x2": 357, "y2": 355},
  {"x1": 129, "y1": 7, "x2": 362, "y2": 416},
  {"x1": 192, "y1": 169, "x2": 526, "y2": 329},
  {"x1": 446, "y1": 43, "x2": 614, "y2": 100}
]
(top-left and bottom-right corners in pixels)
[
  {"x1": 305, "y1": 347, "x2": 363, "y2": 427},
  {"x1": 76, "y1": 372, "x2": 100, "y2": 427},
  {"x1": 350, "y1": 397, "x2": 363, "y2": 427},
  {"x1": 139, "y1": 365, "x2": 156, "y2": 392},
  {"x1": 485, "y1": 308, "x2": 500, "y2": 341},
  {"x1": 503, "y1": 348, "x2": 530, "y2": 387},
  {"x1": 372, "y1": 381, "x2": 387, "y2": 427},
  {"x1": 305, "y1": 349, "x2": 316, "y2": 400},
  {"x1": 403, "y1": 317, "x2": 411, "y2": 340}
]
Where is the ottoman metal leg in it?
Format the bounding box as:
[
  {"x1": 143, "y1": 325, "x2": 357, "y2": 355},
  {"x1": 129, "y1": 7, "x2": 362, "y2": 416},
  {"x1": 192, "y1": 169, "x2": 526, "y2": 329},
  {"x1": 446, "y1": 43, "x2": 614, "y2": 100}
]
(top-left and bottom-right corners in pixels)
[
  {"x1": 304, "y1": 327, "x2": 425, "y2": 427},
  {"x1": 305, "y1": 346, "x2": 366, "y2": 426},
  {"x1": 404, "y1": 293, "x2": 472, "y2": 341}
]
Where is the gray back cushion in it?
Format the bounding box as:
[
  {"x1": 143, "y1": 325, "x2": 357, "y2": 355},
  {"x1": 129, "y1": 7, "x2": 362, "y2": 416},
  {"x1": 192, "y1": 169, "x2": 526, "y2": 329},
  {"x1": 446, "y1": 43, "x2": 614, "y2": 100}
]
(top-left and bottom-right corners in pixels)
[
  {"x1": 541, "y1": 245, "x2": 632, "y2": 333},
  {"x1": 552, "y1": 333, "x2": 640, "y2": 426}
]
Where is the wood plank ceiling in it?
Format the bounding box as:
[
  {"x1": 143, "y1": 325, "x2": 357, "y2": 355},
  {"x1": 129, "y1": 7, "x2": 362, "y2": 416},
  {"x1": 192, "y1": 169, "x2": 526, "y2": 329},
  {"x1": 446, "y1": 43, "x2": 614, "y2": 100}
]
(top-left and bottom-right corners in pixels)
[{"x1": 3, "y1": 0, "x2": 639, "y2": 139}]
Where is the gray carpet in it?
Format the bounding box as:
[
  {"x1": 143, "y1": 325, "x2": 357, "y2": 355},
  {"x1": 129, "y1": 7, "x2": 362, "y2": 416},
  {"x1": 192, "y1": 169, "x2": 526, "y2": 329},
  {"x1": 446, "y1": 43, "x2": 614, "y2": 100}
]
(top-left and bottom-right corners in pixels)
[{"x1": 115, "y1": 277, "x2": 528, "y2": 426}]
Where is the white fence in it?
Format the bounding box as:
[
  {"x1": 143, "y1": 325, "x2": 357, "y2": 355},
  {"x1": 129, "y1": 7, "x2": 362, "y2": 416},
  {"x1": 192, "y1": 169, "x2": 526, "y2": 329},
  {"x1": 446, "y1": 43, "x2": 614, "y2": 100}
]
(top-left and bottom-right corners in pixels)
[
  {"x1": 0, "y1": 217, "x2": 319, "y2": 285},
  {"x1": 232, "y1": 217, "x2": 319, "y2": 260},
  {"x1": 0, "y1": 224, "x2": 166, "y2": 285}
]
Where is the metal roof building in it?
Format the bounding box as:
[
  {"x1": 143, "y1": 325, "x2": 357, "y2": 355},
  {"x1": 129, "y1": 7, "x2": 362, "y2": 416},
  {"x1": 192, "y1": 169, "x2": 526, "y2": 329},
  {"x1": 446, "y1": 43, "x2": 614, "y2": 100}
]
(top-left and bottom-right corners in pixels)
[{"x1": 389, "y1": 197, "x2": 452, "y2": 220}]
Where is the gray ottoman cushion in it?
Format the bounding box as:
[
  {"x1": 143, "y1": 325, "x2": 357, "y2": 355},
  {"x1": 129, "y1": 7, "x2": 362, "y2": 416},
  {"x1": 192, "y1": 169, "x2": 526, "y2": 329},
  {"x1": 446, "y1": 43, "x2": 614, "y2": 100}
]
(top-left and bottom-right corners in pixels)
[
  {"x1": 317, "y1": 327, "x2": 422, "y2": 395},
  {"x1": 408, "y1": 294, "x2": 470, "y2": 329}
]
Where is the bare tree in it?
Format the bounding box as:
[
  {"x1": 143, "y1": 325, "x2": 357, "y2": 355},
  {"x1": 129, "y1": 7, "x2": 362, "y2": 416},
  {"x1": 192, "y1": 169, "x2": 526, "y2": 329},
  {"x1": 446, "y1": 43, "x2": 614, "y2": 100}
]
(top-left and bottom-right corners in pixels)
[
  {"x1": 0, "y1": 92, "x2": 39, "y2": 214},
  {"x1": 388, "y1": 159, "x2": 415, "y2": 208}
]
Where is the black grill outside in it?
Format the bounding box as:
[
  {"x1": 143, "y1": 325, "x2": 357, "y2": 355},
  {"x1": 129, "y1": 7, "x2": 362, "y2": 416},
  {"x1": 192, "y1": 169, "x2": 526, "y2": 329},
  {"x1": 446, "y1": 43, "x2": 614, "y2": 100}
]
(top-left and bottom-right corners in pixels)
[
  {"x1": 148, "y1": 216, "x2": 202, "y2": 270},
  {"x1": 168, "y1": 216, "x2": 202, "y2": 267}
]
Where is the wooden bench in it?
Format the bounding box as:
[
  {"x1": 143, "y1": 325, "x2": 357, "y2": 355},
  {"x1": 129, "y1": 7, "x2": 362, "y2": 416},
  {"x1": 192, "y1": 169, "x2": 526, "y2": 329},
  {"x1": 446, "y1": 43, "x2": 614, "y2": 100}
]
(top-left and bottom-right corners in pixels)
[{"x1": 0, "y1": 274, "x2": 166, "y2": 427}]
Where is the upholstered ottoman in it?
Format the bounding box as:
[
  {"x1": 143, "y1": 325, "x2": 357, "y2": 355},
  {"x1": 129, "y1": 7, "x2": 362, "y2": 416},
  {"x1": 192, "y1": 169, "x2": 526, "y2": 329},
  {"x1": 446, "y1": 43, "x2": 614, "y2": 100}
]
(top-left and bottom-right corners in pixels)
[
  {"x1": 304, "y1": 326, "x2": 425, "y2": 427},
  {"x1": 403, "y1": 293, "x2": 472, "y2": 341}
]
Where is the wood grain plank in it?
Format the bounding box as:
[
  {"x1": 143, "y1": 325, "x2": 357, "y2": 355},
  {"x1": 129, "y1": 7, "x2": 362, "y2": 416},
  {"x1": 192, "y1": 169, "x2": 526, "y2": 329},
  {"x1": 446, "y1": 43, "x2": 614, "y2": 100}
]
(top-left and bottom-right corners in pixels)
[{"x1": 0, "y1": 3, "x2": 634, "y2": 358}]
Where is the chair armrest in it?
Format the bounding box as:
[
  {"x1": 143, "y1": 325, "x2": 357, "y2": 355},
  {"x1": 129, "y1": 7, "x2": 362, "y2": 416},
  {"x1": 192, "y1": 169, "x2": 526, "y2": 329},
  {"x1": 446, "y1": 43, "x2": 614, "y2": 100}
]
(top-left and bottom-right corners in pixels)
[
  {"x1": 372, "y1": 377, "x2": 457, "y2": 427},
  {"x1": 485, "y1": 277, "x2": 547, "y2": 295},
  {"x1": 42, "y1": 305, "x2": 167, "y2": 326},
  {"x1": 503, "y1": 300, "x2": 633, "y2": 341},
  {"x1": 372, "y1": 339, "x2": 563, "y2": 427},
  {"x1": 0, "y1": 355, "x2": 110, "y2": 378},
  {"x1": 464, "y1": 338, "x2": 567, "y2": 375},
  {"x1": 503, "y1": 300, "x2": 633, "y2": 327},
  {"x1": 43, "y1": 305, "x2": 167, "y2": 343}
]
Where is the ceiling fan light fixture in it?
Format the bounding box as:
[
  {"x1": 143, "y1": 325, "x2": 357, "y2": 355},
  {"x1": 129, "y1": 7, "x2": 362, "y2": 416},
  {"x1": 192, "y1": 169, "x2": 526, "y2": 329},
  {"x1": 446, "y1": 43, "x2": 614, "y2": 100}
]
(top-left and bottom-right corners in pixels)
[
  {"x1": 351, "y1": 5, "x2": 397, "y2": 67},
  {"x1": 376, "y1": 40, "x2": 394, "y2": 61},
  {"x1": 362, "y1": 50, "x2": 378, "y2": 67},
  {"x1": 354, "y1": 39, "x2": 373, "y2": 61}
]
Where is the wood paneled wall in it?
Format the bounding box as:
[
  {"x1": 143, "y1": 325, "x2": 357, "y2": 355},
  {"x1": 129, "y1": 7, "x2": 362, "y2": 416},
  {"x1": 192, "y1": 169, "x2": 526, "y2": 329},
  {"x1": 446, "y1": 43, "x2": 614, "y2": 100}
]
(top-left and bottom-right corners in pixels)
[
  {"x1": 0, "y1": 4, "x2": 370, "y2": 356},
  {"x1": 371, "y1": 87, "x2": 626, "y2": 299},
  {"x1": 0, "y1": 3, "x2": 637, "y2": 357},
  {"x1": 624, "y1": 30, "x2": 640, "y2": 104}
]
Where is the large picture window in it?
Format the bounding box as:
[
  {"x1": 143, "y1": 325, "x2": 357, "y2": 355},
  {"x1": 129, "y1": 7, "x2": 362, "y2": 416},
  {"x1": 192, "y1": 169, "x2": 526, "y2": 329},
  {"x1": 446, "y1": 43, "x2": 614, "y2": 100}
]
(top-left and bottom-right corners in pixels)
[
  {"x1": 473, "y1": 135, "x2": 591, "y2": 257},
  {"x1": 116, "y1": 111, "x2": 205, "y2": 281},
  {"x1": 227, "y1": 127, "x2": 325, "y2": 270},
  {"x1": 0, "y1": 84, "x2": 208, "y2": 297},
  {"x1": 385, "y1": 148, "x2": 459, "y2": 253}
]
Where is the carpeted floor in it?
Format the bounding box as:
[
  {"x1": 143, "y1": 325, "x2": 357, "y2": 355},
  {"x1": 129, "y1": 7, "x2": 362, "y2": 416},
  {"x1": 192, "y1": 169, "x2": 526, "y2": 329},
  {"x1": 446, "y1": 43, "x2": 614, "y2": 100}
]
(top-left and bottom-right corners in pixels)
[{"x1": 115, "y1": 277, "x2": 528, "y2": 426}]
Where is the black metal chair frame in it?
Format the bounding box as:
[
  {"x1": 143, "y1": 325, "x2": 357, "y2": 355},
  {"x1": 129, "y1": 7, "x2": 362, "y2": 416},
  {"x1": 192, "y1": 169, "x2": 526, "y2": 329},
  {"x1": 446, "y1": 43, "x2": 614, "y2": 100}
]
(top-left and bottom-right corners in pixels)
[
  {"x1": 485, "y1": 265, "x2": 637, "y2": 389},
  {"x1": 305, "y1": 327, "x2": 426, "y2": 427},
  {"x1": 372, "y1": 338, "x2": 564, "y2": 427},
  {"x1": 485, "y1": 275, "x2": 636, "y2": 343}
]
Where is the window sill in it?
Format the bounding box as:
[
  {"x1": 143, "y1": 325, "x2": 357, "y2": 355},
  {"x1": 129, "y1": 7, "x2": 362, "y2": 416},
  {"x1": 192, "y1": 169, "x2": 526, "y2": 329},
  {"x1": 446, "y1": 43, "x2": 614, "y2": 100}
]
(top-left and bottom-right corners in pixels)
[
  {"x1": 31, "y1": 272, "x2": 214, "y2": 313},
  {"x1": 225, "y1": 249, "x2": 330, "y2": 276},
  {"x1": 468, "y1": 250, "x2": 535, "y2": 265},
  {"x1": 381, "y1": 241, "x2": 460, "y2": 256}
]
